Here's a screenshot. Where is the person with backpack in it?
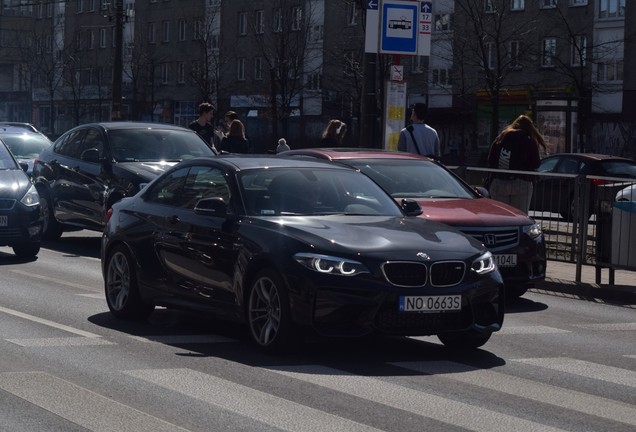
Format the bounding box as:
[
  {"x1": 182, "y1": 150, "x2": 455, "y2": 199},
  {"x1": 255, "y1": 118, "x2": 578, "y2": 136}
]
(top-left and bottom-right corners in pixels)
[{"x1": 397, "y1": 103, "x2": 440, "y2": 161}]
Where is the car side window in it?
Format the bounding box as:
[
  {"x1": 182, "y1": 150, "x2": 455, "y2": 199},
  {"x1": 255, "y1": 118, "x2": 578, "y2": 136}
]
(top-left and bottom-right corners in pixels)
[
  {"x1": 81, "y1": 129, "x2": 105, "y2": 160},
  {"x1": 556, "y1": 158, "x2": 581, "y2": 174},
  {"x1": 144, "y1": 167, "x2": 189, "y2": 206},
  {"x1": 55, "y1": 129, "x2": 86, "y2": 158},
  {"x1": 180, "y1": 166, "x2": 230, "y2": 210},
  {"x1": 537, "y1": 157, "x2": 559, "y2": 173}
]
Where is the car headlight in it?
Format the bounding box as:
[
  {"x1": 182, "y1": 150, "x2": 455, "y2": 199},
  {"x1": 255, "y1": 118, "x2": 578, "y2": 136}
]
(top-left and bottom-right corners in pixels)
[
  {"x1": 523, "y1": 223, "x2": 542, "y2": 239},
  {"x1": 20, "y1": 184, "x2": 40, "y2": 207},
  {"x1": 294, "y1": 253, "x2": 369, "y2": 276},
  {"x1": 471, "y1": 251, "x2": 496, "y2": 275}
]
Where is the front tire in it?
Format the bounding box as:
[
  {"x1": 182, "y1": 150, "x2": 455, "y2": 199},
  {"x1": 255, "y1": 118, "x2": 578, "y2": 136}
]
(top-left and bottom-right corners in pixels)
[
  {"x1": 438, "y1": 330, "x2": 492, "y2": 350},
  {"x1": 12, "y1": 242, "x2": 40, "y2": 258},
  {"x1": 105, "y1": 245, "x2": 154, "y2": 319},
  {"x1": 247, "y1": 269, "x2": 298, "y2": 352},
  {"x1": 39, "y1": 191, "x2": 63, "y2": 241}
]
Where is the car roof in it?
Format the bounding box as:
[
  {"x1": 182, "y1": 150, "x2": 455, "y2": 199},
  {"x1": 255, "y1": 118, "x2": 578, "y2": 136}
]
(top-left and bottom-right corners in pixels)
[
  {"x1": 64, "y1": 122, "x2": 193, "y2": 132},
  {"x1": 182, "y1": 154, "x2": 359, "y2": 172},
  {"x1": 0, "y1": 122, "x2": 39, "y2": 132},
  {"x1": 544, "y1": 153, "x2": 635, "y2": 162},
  {"x1": 283, "y1": 147, "x2": 432, "y2": 161}
]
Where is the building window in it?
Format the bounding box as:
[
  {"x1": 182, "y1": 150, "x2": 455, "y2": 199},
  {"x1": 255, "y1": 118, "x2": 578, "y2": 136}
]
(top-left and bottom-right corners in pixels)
[
  {"x1": 291, "y1": 6, "x2": 302, "y2": 31},
  {"x1": 77, "y1": 0, "x2": 83, "y2": 13},
  {"x1": 273, "y1": 7, "x2": 282, "y2": 32},
  {"x1": 570, "y1": 0, "x2": 587, "y2": 5},
  {"x1": 571, "y1": 35, "x2": 587, "y2": 66},
  {"x1": 194, "y1": 19, "x2": 203, "y2": 39},
  {"x1": 192, "y1": 60, "x2": 201, "y2": 79},
  {"x1": 88, "y1": 0, "x2": 95, "y2": 12},
  {"x1": 431, "y1": 69, "x2": 451, "y2": 86},
  {"x1": 76, "y1": 31, "x2": 82, "y2": 50},
  {"x1": 238, "y1": 11, "x2": 247, "y2": 35},
  {"x1": 542, "y1": 38, "x2": 557, "y2": 67},
  {"x1": 541, "y1": 0, "x2": 557, "y2": 8},
  {"x1": 434, "y1": 14, "x2": 452, "y2": 31},
  {"x1": 209, "y1": 34, "x2": 219, "y2": 50},
  {"x1": 237, "y1": 58, "x2": 245, "y2": 81},
  {"x1": 412, "y1": 56, "x2": 425, "y2": 74},
  {"x1": 485, "y1": 0, "x2": 495, "y2": 13},
  {"x1": 511, "y1": 0, "x2": 524, "y2": 11},
  {"x1": 598, "y1": 0, "x2": 625, "y2": 18},
  {"x1": 508, "y1": 40, "x2": 521, "y2": 69},
  {"x1": 255, "y1": 10, "x2": 264, "y2": 34},
  {"x1": 307, "y1": 73, "x2": 321, "y2": 90},
  {"x1": 148, "y1": 22, "x2": 156, "y2": 44},
  {"x1": 177, "y1": 62, "x2": 185, "y2": 83},
  {"x1": 178, "y1": 19, "x2": 186, "y2": 41},
  {"x1": 254, "y1": 57, "x2": 263, "y2": 80},
  {"x1": 597, "y1": 60, "x2": 623, "y2": 82},
  {"x1": 348, "y1": 1, "x2": 358, "y2": 25},
  {"x1": 310, "y1": 25, "x2": 323, "y2": 41},
  {"x1": 112, "y1": 27, "x2": 116, "y2": 47},
  {"x1": 99, "y1": 28, "x2": 107, "y2": 48},
  {"x1": 162, "y1": 21, "x2": 170, "y2": 43},
  {"x1": 161, "y1": 63, "x2": 169, "y2": 84},
  {"x1": 88, "y1": 30, "x2": 95, "y2": 49},
  {"x1": 344, "y1": 51, "x2": 359, "y2": 76},
  {"x1": 485, "y1": 42, "x2": 495, "y2": 69}
]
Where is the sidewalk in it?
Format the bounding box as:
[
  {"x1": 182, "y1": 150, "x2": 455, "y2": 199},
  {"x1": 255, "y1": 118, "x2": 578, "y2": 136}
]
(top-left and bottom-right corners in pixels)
[{"x1": 532, "y1": 260, "x2": 636, "y2": 305}]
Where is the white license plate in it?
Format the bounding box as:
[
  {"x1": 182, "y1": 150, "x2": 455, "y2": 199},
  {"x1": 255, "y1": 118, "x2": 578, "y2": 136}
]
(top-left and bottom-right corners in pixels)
[
  {"x1": 494, "y1": 254, "x2": 517, "y2": 267},
  {"x1": 0, "y1": 215, "x2": 7, "y2": 226},
  {"x1": 399, "y1": 295, "x2": 461, "y2": 313}
]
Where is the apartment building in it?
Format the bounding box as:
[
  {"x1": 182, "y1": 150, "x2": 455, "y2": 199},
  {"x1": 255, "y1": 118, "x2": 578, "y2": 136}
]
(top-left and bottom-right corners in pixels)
[{"x1": 0, "y1": 0, "x2": 632, "y2": 159}]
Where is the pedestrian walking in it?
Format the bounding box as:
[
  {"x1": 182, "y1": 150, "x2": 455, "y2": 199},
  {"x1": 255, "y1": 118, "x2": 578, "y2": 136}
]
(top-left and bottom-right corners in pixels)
[
  {"x1": 321, "y1": 120, "x2": 347, "y2": 147},
  {"x1": 189, "y1": 102, "x2": 218, "y2": 150},
  {"x1": 397, "y1": 103, "x2": 440, "y2": 160},
  {"x1": 486, "y1": 114, "x2": 547, "y2": 214},
  {"x1": 220, "y1": 119, "x2": 250, "y2": 154}
]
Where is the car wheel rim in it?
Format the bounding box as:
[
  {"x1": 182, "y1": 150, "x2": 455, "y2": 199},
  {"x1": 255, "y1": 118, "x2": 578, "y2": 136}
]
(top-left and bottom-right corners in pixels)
[
  {"x1": 248, "y1": 276, "x2": 281, "y2": 346},
  {"x1": 106, "y1": 251, "x2": 130, "y2": 311}
]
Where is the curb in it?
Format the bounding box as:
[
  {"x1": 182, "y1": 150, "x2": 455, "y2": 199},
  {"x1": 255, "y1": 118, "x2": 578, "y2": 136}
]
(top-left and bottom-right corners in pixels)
[{"x1": 532, "y1": 277, "x2": 636, "y2": 306}]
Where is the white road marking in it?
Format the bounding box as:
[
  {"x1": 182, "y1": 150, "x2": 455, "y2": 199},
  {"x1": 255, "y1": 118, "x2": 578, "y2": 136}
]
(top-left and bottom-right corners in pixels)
[
  {"x1": 9, "y1": 269, "x2": 96, "y2": 291},
  {"x1": 0, "y1": 305, "x2": 101, "y2": 338},
  {"x1": 512, "y1": 357, "x2": 636, "y2": 387},
  {"x1": 267, "y1": 365, "x2": 568, "y2": 432},
  {"x1": 128, "y1": 335, "x2": 235, "y2": 344},
  {"x1": 6, "y1": 337, "x2": 114, "y2": 347},
  {"x1": 0, "y1": 372, "x2": 189, "y2": 432},
  {"x1": 126, "y1": 368, "x2": 383, "y2": 432},
  {"x1": 393, "y1": 361, "x2": 636, "y2": 427},
  {"x1": 574, "y1": 322, "x2": 636, "y2": 331},
  {"x1": 497, "y1": 325, "x2": 570, "y2": 334}
]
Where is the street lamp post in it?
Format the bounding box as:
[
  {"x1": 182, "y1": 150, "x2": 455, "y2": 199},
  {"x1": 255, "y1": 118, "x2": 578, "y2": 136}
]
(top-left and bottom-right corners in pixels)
[{"x1": 111, "y1": 0, "x2": 124, "y2": 120}]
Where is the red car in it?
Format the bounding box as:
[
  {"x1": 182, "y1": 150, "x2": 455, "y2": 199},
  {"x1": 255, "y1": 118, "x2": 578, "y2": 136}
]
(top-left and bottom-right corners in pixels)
[{"x1": 282, "y1": 148, "x2": 546, "y2": 298}]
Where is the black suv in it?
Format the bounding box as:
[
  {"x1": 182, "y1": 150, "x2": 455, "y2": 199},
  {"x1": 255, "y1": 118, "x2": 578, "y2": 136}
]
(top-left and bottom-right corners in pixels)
[{"x1": 32, "y1": 122, "x2": 216, "y2": 240}]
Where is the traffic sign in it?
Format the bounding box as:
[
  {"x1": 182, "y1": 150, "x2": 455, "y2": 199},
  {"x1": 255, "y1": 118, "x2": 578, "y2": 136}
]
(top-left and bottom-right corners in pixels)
[
  {"x1": 418, "y1": 1, "x2": 432, "y2": 56},
  {"x1": 365, "y1": 0, "x2": 380, "y2": 53},
  {"x1": 380, "y1": 0, "x2": 419, "y2": 55}
]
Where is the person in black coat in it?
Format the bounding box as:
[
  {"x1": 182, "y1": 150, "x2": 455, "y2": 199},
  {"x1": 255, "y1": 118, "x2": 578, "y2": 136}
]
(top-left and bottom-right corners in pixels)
[{"x1": 220, "y1": 119, "x2": 250, "y2": 154}]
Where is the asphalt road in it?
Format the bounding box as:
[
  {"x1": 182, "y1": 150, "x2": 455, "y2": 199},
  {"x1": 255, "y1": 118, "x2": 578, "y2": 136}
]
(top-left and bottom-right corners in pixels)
[{"x1": 0, "y1": 231, "x2": 634, "y2": 432}]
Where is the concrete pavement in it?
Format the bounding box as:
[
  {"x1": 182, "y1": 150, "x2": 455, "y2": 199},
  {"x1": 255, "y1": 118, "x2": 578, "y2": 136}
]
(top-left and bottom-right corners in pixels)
[{"x1": 531, "y1": 260, "x2": 636, "y2": 306}]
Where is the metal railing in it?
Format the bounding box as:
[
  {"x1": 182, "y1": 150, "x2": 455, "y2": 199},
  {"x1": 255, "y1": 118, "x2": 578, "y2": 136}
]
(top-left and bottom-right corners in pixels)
[{"x1": 450, "y1": 166, "x2": 636, "y2": 284}]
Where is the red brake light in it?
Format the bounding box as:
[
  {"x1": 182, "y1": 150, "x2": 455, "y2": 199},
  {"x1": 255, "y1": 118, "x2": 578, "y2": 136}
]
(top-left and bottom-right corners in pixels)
[
  {"x1": 105, "y1": 208, "x2": 113, "y2": 224},
  {"x1": 591, "y1": 178, "x2": 611, "y2": 186}
]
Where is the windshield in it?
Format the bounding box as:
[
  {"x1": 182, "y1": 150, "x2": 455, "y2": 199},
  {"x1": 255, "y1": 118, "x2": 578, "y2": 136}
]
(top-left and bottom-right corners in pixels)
[
  {"x1": 109, "y1": 129, "x2": 215, "y2": 162},
  {"x1": 0, "y1": 134, "x2": 51, "y2": 158},
  {"x1": 238, "y1": 167, "x2": 404, "y2": 216},
  {"x1": 345, "y1": 159, "x2": 477, "y2": 199},
  {"x1": 0, "y1": 141, "x2": 19, "y2": 169}
]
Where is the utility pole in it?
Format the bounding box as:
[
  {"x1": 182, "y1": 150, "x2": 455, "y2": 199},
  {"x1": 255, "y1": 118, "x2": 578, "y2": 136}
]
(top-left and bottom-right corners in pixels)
[{"x1": 111, "y1": 0, "x2": 124, "y2": 120}]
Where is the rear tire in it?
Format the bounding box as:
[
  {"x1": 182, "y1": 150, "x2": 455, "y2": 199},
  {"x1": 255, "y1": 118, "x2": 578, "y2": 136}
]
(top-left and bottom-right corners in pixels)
[
  {"x1": 105, "y1": 245, "x2": 154, "y2": 319},
  {"x1": 438, "y1": 330, "x2": 492, "y2": 350}
]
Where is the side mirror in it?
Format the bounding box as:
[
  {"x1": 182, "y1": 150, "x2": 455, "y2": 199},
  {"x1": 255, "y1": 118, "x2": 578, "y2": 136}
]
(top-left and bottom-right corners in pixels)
[
  {"x1": 80, "y1": 148, "x2": 101, "y2": 163},
  {"x1": 401, "y1": 198, "x2": 423, "y2": 216},
  {"x1": 475, "y1": 186, "x2": 490, "y2": 198},
  {"x1": 194, "y1": 197, "x2": 228, "y2": 217}
]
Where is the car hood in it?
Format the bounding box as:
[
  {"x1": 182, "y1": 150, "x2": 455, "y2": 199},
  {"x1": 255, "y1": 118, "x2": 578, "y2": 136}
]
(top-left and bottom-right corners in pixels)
[
  {"x1": 408, "y1": 197, "x2": 534, "y2": 227},
  {"x1": 117, "y1": 161, "x2": 180, "y2": 181},
  {"x1": 252, "y1": 215, "x2": 485, "y2": 260},
  {"x1": 0, "y1": 169, "x2": 31, "y2": 198}
]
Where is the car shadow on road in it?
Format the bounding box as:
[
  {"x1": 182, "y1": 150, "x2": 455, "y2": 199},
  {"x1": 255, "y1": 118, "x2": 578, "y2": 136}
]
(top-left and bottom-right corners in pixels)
[
  {"x1": 88, "y1": 308, "x2": 507, "y2": 375},
  {"x1": 42, "y1": 235, "x2": 101, "y2": 259},
  {"x1": 504, "y1": 296, "x2": 549, "y2": 314}
]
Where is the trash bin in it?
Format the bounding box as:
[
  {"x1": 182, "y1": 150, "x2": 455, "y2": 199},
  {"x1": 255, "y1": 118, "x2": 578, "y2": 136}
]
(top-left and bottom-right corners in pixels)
[{"x1": 611, "y1": 201, "x2": 636, "y2": 268}]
